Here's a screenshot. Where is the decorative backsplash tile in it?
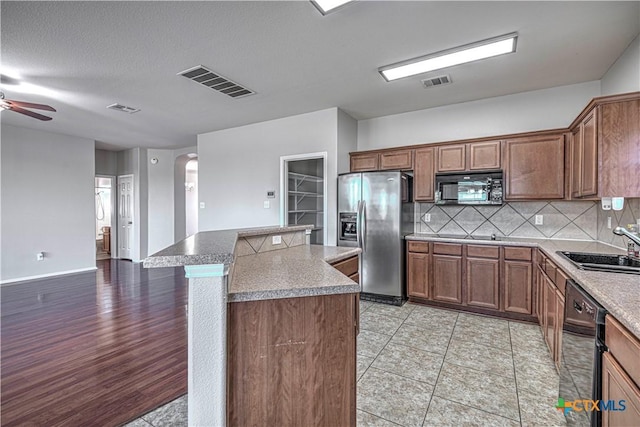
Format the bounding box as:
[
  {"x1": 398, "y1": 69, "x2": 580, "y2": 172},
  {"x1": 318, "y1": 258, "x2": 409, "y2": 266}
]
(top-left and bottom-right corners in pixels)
[
  {"x1": 596, "y1": 198, "x2": 640, "y2": 249},
  {"x1": 416, "y1": 201, "x2": 598, "y2": 240},
  {"x1": 235, "y1": 230, "x2": 308, "y2": 256}
]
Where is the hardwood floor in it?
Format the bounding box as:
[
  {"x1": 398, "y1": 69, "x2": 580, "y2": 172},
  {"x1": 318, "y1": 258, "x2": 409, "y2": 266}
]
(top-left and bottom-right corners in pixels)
[{"x1": 1, "y1": 260, "x2": 188, "y2": 426}]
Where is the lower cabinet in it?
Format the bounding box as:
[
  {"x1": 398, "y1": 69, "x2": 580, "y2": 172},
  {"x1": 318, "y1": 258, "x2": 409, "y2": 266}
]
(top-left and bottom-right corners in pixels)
[
  {"x1": 602, "y1": 315, "x2": 640, "y2": 427},
  {"x1": 406, "y1": 241, "x2": 534, "y2": 320},
  {"x1": 537, "y1": 252, "x2": 566, "y2": 371}
]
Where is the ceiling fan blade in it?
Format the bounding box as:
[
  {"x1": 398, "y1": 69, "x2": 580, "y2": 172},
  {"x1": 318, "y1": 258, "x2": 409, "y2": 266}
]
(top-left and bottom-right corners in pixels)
[
  {"x1": 8, "y1": 105, "x2": 53, "y2": 121},
  {"x1": 7, "y1": 100, "x2": 56, "y2": 112}
]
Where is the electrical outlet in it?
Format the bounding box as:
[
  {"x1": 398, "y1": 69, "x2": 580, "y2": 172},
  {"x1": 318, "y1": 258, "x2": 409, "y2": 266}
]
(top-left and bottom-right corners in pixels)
[
  {"x1": 36, "y1": 252, "x2": 44, "y2": 261},
  {"x1": 263, "y1": 200, "x2": 270, "y2": 209},
  {"x1": 607, "y1": 217, "x2": 612, "y2": 229},
  {"x1": 272, "y1": 235, "x2": 282, "y2": 245},
  {"x1": 199, "y1": 202, "x2": 205, "y2": 209},
  {"x1": 424, "y1": 213, "x2": 431, "y2": 223},
  {"x1": 535, "y1": 215, "x2": 544, "y2": 225}
]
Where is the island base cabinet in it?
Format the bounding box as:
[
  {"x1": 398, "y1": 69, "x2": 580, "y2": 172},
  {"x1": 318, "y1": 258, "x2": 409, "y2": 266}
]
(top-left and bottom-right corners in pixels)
[
  {"x1": 602, "y1": 352, "x2": 640, "y2": 427},
  {"x1": 227, "y1": 293, "x2": 357, "y2": 427}
]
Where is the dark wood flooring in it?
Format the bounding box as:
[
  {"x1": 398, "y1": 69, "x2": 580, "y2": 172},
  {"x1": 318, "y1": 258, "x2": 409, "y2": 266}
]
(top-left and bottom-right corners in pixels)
[{"x1": 1, "y1": 260, "x2": 188, "y2": 426}]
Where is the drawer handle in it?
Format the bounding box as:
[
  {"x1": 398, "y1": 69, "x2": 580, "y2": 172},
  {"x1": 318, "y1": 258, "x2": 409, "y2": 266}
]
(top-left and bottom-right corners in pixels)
[{"x1": 573, "y1": 300, "x2": 583, "y2": 314}]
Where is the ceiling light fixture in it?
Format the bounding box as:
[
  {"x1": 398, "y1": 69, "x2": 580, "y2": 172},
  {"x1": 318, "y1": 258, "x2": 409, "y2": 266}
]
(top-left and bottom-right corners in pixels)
[
  {"x1": 311, "y1": 0, "x2": 354, "y2": 15},
  {"x1": 379, "y1": 33, "x2": 518, "y2": 82}
]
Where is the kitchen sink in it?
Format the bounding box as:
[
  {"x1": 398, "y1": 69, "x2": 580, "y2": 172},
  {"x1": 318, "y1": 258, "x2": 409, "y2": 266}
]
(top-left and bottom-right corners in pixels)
[{"x1": 557, "y1": 251, "x2": 640, "y2": 275}]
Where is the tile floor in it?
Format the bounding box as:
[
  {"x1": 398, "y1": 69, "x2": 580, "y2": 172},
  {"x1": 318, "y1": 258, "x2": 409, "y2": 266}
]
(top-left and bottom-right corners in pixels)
[{"x1": 125, "y1": 302, "x2": 567, "y2": 427}]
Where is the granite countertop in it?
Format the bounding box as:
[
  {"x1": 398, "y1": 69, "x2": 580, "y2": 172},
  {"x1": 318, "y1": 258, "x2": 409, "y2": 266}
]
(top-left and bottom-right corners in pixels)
[
  {"x1": 229, "y1": 245, "x2": 361, "y2": 302},
  {"x1": 407, "y1": 233, "x2": 640, "y2": 337},
  {"x1": 142, "y1": 225, "x2": 313, "y2": 268}
]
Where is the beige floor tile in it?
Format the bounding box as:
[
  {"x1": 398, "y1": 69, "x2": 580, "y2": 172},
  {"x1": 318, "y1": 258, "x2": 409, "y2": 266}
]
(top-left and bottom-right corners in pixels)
[
  {"x1": 358, "y1": 329, "x2": 392, "y2": 358},
  {"x1": 518, "y1": 389, "x2": 568, "y2": 427},
  {"x1": 360, "y1": 310, "x2": 405, "y2": 335},
  {"x1": 434, "y1": 362, "x2": 520, "y2": 421},
  {"x1": 358, "y1": 368, "x2": 433, "y2": 427},
  {"x1": 356, "y1": 409, "x2": 402, "y2": 426},
  {"x1": 358, "y1": 353, "x2": 375, "y2": 382},
  {"x1": 366, "y1": 302, "x2": 416, "y2": 320},
  {"x1": 404, "y1": 304, "x2": 459, "y2": 328},
  {"x1": 514, "y1": 358, "x2": 559, "y2": 399},
  {"x1": 389, "y1": 323, "x2": 453, "y2": 356},
  {"x1": 424, "y1": 396, "x2": 520, "y2": 427},
  {"x1": 444, "y1": 338, "x2": 515, "y2": 379},
  {"x1": 142, "y1": 394, "x2": 187, "y2": 427},
  {"x1": 452, "y1": 314, "x2": 511, "y2": 350},
  {"x1": 371, "y1": 342, "x2": 444, "y2": 385}
]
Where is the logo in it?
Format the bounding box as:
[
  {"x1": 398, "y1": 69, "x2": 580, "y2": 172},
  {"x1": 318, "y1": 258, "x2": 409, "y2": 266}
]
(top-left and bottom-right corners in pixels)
[{"x1": 556, "y1": 397, "x2": 626, "y2": 414}]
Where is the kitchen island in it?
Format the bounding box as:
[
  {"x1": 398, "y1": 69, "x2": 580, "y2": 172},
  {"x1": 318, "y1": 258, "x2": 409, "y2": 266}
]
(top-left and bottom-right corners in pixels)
[{"x1": 144, "y1": 225, "x2": 360, "y2": 427}]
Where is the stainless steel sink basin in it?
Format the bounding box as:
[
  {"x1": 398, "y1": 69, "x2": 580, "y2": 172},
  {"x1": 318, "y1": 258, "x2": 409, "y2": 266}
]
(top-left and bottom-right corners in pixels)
[{"x1": 557, "y1": 251, "x2": 640, "y2": 275}]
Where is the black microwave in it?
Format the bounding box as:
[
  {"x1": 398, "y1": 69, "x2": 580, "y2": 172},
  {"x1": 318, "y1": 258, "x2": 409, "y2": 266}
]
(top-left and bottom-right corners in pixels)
[{"x1": 435, "y1": 170, "x2": 503, "y2": 205}]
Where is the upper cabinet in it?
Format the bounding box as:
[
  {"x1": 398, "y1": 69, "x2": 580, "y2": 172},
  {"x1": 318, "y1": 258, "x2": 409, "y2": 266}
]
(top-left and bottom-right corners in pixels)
[
  {"x1": 414, "y1": 147, "x2": 435, "y2": 201},
  {"x1": 570, "y1": 108, "x2": 598, "y2": 198},
  {"x1": 598, "y1": 98, "x2": 640, "y2": 197},
  {"x1": 350, "y1": 152, "x2": 379, "y2": 172},
  {"x1": 437, "y1": 140, "x2": 501, "y2": 172},
  {"x1": 379, "y1": 149, "x2": 414, "y2": 170},
  {"x1": 503, "y1": 133, "x2": 565, "y2": 200}
]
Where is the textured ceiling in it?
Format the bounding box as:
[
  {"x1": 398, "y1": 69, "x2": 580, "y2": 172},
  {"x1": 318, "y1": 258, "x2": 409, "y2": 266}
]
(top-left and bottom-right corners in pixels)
[{"x1": 1, "y1": 1, "x2": 638, "y2": 151}]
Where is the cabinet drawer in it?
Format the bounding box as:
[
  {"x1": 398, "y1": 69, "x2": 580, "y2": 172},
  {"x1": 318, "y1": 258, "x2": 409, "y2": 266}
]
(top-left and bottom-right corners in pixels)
[
  {"x1": 555, "y1": 268, "x2": 569, "y2": 296},
  {"x1": 380, "y1": 150, "x2": 413, "y2": 170},
  {"x1": 408, "y1": 241, "x2": 429, "y2": 253},
  {"x1": 332, "y1": 256, "x2": 358, "y2": 277},
  {"x1": 433, "y1": 243, "x2": 463, "y2": 256},
  {"x1": 545, "y1": 260, "x2": 558, "y2": 285},
  {"x1": 606, "y1": 315, "x2": 640, "y2": 387},
  {"x1": 504, "y1": 247, "x2": 532, "y2": 261},
  {"x1": 349, "y1": 272, "x2": 360, "y2": 284},
  {"x1": 467, "y1": 245, "x2": 499, "y2": 259}
]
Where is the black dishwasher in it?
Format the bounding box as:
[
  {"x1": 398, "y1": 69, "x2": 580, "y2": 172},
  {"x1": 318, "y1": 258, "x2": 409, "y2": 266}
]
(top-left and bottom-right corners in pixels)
[{"x1": 559, "y1": 280, "x2": 607, "y2": 427}]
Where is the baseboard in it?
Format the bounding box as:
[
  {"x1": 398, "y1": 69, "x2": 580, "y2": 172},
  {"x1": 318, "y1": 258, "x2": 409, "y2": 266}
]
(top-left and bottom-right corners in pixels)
[{"x1": 0, "y1": 267, "x2": 98, "y2": 286}]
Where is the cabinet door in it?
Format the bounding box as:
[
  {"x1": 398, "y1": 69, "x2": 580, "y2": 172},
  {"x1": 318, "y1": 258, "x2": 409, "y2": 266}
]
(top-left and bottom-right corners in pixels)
[
  {"x1": 437, "y1": 144, "x2": 466, "y2": 172},
  {"x1": 466, "y1": 257, "x2": 499, "y2": 310},
  {"x1": 407, "y1": 252, "x2": 429, "y2": 299},
  {"x1": 380, "y1": 149, "x2": 414, "y2": 170},
  {"x1": 554, "y1": 290, "x2": 564, "y2": 371},
  {"x1": 544, "y1": 277, "x2": 557, "y2": 357},
  {"x1": 570, "y1": 125, "x2": 583, "y2": 198},
  {"x1": 503, "y1": 134, "x2": 565, "y2": 200},
  {"x1": 469, "y1": 141, "x2": 501, "y2": 170},
  {"x1": 414, "y1": 147, "x2": 435, "y2": 201},
  {"x1": 580, "y1": 110, "x2": 598, "y2": 197},
  {"x1": 350, "y1": 153, "x2": 379, "y2": 172},
  {"x1": 432, "y1": 255, "x2": 462, "y2": 304},
  {"x1": 598, "y1": 99, "x2": 640, "y2": 197},
  {"x1": 504, "y1": 260, "x2": 533, "y2": 315},
  {"x1": 602, "y1": 352, "x2": 640, "y2": 427}
]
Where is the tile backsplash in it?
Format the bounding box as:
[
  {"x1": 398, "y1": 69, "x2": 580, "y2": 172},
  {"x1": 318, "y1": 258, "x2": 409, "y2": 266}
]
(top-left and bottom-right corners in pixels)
[
  {"x1": 416, "y1": 201, "x2": 598, "y2": 240},
  {"x1": 596, "y1": 198, "x2": 640, "y2": 249}
]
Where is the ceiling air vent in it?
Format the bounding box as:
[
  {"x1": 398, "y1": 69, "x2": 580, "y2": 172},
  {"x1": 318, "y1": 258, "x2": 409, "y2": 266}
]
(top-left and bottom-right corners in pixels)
[
  {"x1": 421, "y1": 75, "x2": 452, "y2": 88},
  {"x1": 178, "y1": 65, "x2": 254, "y2": 98},
  {"x1": 107, "y1": 103, "x2": 140, "y2": 114}
]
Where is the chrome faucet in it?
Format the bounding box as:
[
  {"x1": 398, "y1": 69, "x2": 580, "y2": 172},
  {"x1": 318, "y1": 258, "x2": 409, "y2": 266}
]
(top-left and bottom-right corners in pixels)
[{"x1": 613, "y1": 226, "x2": 640, "y2": 247}]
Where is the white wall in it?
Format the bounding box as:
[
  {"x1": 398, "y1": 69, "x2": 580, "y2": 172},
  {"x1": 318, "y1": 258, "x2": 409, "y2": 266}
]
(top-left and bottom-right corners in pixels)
[
  {"x1": 357, "y1": 81, "x2": 601, "y2": 151},
  {"x1": 601, "y1": 34, "x2": 640, "y2": 96},
  {"x1": 198, "y1": 108, "x2": 340, "y2": 245},
  {"x1": 185, "y1": 164, "x2": 198, "y2": 237},
  {"x1": 337, "y1": 109, "x2": 357, "y2": 174},
  {"x1": 1, "y1": 125, "x2": 96, "y2": 282},
  {"x1": 95, "y1": 149, "x2": 118, "y2": 176},
  {"x1": 147, "y1": 148, "x2": 175, "y2": 255}
]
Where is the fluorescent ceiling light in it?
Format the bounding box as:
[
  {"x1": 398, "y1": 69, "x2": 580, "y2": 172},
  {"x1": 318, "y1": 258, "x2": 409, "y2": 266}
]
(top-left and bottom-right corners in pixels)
[
  {"x1": 311, "y1": 0, "x2": 354, "y2": 15},
  {"x1": 379, "y1": 33, "x2": 518, "y2": 82}
]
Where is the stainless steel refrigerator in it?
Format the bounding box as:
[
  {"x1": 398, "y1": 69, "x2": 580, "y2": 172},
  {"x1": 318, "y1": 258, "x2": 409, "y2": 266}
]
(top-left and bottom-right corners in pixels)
[{"x1": 337, "y1": 171, "x2": 414, "y2": 305}]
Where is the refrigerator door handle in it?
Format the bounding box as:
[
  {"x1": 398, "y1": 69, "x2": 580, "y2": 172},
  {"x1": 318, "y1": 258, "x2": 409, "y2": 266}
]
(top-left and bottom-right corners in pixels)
[
  {"x1": 361, "y1": 200, "x2": 367, "y2": 253},
  {"x1": 356, "y1": 200, "x2": 362, "y2": 249}
]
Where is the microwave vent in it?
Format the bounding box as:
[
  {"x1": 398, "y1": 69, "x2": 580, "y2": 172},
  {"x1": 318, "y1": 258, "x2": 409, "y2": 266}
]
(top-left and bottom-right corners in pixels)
[{"x1": 422, "y1": 75, "x2": 452, "y2": 88}]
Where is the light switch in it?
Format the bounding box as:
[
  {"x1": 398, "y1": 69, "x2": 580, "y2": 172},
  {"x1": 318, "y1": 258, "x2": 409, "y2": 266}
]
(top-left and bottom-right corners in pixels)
[
  {"x1": 199, "y1": 202, "x2": 205, "y2": 209},
  {"x1": 607, "y1": 217, "x2": 612, "y2": 229},
  {"x1": 272, "y1": 235, "x2": 282, "y2": 245},
  {"x1": 424, "y1": 213, "x2": 431, "y2": 223},
  {"x1": 263, "y1": 200, "x2": 270, "y2": 209},
  {"x1": 535, "y1": 215, "x2": 543, "y2": 225}
]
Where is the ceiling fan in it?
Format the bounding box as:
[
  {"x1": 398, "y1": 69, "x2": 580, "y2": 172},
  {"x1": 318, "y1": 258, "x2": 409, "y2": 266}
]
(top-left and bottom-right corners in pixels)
[{"x1": 0, "y1": 91, "x2": 56, "y2": 121}]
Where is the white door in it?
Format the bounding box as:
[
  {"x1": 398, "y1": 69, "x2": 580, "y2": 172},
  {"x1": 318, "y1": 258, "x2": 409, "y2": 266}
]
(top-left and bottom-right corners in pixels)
[{"x1": 118, "y1": 175, "x2": 134, "y2": 260}]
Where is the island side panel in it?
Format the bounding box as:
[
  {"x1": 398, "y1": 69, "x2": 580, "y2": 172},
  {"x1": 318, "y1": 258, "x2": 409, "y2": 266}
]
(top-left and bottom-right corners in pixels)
[{"x1": 227, "y1": 293, "x2": 357, "y2": 427}]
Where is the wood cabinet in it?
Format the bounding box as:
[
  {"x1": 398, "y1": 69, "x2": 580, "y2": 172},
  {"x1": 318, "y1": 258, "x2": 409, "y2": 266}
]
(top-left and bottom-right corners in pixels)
[
  {"x1": 437, "y1": 144, "x2": 466, "y2": 172},
  {"x1": 469, "y1": 140, "x2": 501, "y2": 170},
  {"x1": 602, "y1": 315, "x2": 640, "y2": 427},
  {"x1": 465, "y1": 245, "x2": 499, "y2": 310},
  {"x1": 332, "y1": 255, "x2": 359, "y2": 283},
  {"x1": 598, "y1": 99, "x2": 640, "y2": 197},
  {"x1": 503, "y1": 134, "x2": 565, "y2": 200},
  {"x1": 350, "y1": 152, "x2": 379, "y2": 172},
  {"x1": 536, "y1": 252, "x2": 566, "y2": 370},
  {"x1": 432, "y1": 254, "x2": 462, "y2": 304},
  {"x1": 570, "y1": 108, "x2": 598, "y2": 198},
  {"x1": 227, "y1": 292, "x2": 357, "y2": 427},
  {"x1": 504, "y1": 247, "x2": 533, "y2": 315},
  {"x1": 380, "y1": 149, "x2": 413, "y2": 170},
  {"x1": 414, "y1": 147, "x2": 435, "y2": 201},
  {"x1": 407, "y1": 252, "x2": 429, "y2": 299}
]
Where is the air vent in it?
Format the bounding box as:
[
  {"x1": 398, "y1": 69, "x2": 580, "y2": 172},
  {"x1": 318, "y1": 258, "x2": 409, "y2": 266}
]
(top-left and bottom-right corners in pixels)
[
  {"x1": 107, "y1": 103, "x2": 140, "y2": 114},
  {"x1": 421, "y1": 75, "x2": 452, "y2": 88},
  {"x1": 178, "y1": 65, "x2": 254, "y2": 98}
]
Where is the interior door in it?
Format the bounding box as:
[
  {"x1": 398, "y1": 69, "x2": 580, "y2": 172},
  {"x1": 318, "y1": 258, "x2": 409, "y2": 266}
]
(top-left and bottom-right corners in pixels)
[{"x1": 118, "y1": 175, "x2": 134, "y2": 260}]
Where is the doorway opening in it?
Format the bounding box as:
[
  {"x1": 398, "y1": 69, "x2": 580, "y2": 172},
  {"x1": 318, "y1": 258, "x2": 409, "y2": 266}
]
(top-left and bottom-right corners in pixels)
[
  {"x1": 280, "y1": 153, "x2": 327, "y2": 245},
  {"x1": 185, "y1": 159, "x2": 198, "y2": 237},
  {"x1": 95, "y1": 176, "x2": 114, "y2": 261}
]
